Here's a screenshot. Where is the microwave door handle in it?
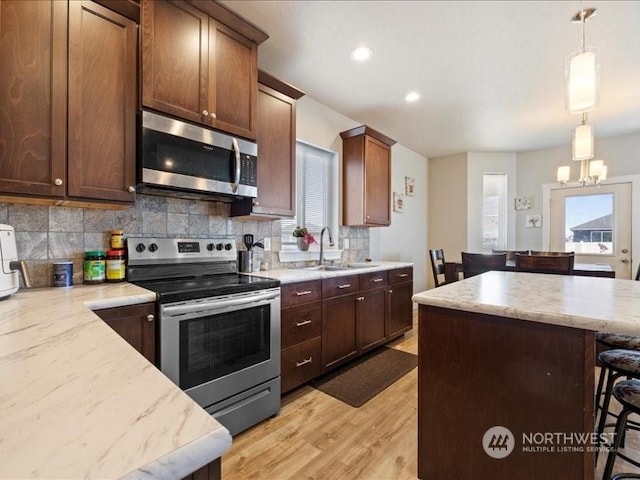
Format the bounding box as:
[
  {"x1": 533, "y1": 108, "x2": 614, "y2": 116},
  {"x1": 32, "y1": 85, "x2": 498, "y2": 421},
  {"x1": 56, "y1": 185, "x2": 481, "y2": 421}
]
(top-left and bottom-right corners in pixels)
[
  {"x1": 231, "y1": 138, "x2": 241, "y2": 193},
  {"x1": 162, "y1": 291, "x2": 279, "y2": 317}
]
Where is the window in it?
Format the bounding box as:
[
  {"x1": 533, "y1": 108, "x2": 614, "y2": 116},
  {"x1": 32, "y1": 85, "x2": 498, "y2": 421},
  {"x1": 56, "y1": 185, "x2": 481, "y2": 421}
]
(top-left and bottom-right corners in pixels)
[
  {"x1": 564, "y1": 193, "x2": 613, "y2": 254},
  {"x1": 281, "y1": 141, "x2": 339, "y2": 248},
  {"x1": 482, "y1": 173, "x2": 507, "y2": 252}
]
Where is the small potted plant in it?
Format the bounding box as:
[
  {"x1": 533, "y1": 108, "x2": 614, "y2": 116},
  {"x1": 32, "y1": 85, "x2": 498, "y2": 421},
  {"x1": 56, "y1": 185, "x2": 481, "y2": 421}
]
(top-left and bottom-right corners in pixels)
[{"x1": 292, "y1": 226, "x2": 316, "y2": 251}]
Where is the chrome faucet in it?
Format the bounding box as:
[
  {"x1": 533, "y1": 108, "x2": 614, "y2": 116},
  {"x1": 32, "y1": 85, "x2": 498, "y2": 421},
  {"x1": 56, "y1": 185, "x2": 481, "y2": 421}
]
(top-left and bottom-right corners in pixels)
[{"x1": 319, "y1": 227, "x2": 335, "y2": 266}]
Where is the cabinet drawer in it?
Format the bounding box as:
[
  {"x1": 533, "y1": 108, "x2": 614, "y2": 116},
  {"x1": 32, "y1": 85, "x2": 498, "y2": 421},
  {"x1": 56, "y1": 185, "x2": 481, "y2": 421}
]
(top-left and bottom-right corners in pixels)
[
  {"x1": 281, "y1": 302, "x2": 322, "y2": 349},
  {"x1": 281, "y1": 280, "x2": 322, "y2": 307},
  {"x1": 281, "y1": 337, "x2": 322, "y2": 393},
  {"x1": 360, "y1": 270, "x2": 389, "y2": 289},
  {"x1": 389, "y1": 267, "x2": 413, "y2": 285},
  {"x1": 322, "y1": 274, "x2": 360, "y2": 298}
]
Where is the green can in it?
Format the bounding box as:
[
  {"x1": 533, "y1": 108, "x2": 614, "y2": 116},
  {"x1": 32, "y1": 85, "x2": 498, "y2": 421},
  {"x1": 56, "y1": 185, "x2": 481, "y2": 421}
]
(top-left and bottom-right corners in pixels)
[{"x1": 84, "y1": 251, "x2": 106, "y2": 284}]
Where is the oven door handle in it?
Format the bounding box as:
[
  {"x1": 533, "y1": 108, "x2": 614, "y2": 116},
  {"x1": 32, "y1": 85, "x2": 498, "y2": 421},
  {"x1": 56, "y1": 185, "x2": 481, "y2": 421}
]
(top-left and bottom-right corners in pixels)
[
  {"x1": 162, "y1": 291, "x2": 279, "y2": 317},
  {"x1": 231, "y1": 138, "x2": 241, "y2": 194}
]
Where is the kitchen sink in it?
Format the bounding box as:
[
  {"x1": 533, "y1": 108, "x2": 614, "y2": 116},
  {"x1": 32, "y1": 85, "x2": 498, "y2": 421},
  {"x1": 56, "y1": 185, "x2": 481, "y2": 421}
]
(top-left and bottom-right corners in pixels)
[
  {"x1": 304, "y1": 265, "x2": 351, "y2": 271},
  {"x1": 303, "y1": 263, "x2": 380, "y2": 271}
]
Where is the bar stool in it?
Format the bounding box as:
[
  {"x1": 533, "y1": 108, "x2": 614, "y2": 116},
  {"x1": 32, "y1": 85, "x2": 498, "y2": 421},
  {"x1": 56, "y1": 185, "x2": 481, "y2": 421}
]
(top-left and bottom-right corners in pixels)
[
  {"x1": 601, "y1": 379, "x2": 640, "y2": 480},
  {"x1": 596, "y1": 350, "x2": 640, "y2": 460},
  {"x1": 596, "y1": 334, "x2": 640, "y2": 417}
]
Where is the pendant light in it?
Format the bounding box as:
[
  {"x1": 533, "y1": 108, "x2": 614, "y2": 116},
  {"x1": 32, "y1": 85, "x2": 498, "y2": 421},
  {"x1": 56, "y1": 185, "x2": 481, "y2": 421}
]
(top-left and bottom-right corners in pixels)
[
  {"x1": 567, "y1": 6, "x2": 599, "y2": 113},
  {"x1": 558, "y1": 4, "x2": 608, "y2": 187}
]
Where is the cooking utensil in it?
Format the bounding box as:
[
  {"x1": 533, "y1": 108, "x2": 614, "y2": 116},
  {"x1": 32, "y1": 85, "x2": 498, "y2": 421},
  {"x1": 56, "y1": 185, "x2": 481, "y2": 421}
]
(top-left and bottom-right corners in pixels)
[{"x1": 243, "y1": 234, "x2": 254, "y2": 250}]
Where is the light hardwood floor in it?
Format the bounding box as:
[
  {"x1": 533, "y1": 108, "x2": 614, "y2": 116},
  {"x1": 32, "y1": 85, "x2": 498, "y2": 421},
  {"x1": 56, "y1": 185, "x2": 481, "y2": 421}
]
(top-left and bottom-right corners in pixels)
[{"x1": 222, "y1": 313, "x2": 639, "y2": 479}]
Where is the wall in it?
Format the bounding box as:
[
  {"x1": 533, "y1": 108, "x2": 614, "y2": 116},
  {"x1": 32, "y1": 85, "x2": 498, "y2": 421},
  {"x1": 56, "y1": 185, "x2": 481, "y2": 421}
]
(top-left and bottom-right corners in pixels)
[
  {"x1": 297, "y1": 96, "x2": 430, "y2": 293},
  {"x1": 0, "y1": 194, "x2": 370, "y2": 288},
  {"x1": 515, "y1": 131, "x2": 640, "y2": 250},
  {"x1": 369, "y1": 143, "x2": 429, "y2": 293},
  {"x1": 427, "y1": 153, "x2": 468, "y2": 288},
  {"x1": 466, "y1": 152, "x2": 517, "y2": 252}
]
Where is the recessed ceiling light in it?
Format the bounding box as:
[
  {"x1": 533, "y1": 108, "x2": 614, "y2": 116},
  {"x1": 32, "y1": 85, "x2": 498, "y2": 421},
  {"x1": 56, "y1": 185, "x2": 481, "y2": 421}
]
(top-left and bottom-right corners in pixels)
[
  {"x1": 351, "y1": 46, "x2": 372, "y2": 62},
  {"x1": 405, "y1": 91, "x2": 421, "y2": 102}
]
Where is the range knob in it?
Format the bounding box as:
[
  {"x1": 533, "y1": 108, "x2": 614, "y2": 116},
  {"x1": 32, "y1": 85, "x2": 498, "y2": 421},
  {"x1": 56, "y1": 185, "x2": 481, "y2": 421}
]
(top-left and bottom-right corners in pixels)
[
  {"x1": 148, "y1": 243, "x2": 158, "y2": 253},
  {"x1": 224, "y1": 243, "x2": 232, "y2": 251},
  {"x1": 206, "y1": 243, "x2": 214, "y2": 251},
  {"x1": 136, "y1": 243, "x2": 146, "y2": 253},
  {"x1": 216, "y1": 243, "x2": 223, "y2": 251}
]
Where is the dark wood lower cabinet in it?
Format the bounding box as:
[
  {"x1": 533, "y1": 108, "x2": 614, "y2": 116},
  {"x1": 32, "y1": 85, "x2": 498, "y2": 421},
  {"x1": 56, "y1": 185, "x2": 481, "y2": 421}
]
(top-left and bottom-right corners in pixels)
[
  {"x1": 387, "y1": 281, "x2": 413, "y2": 340},
  {"x1": 358, "y1": 287, "x2": 387, "y2": 353},
  {"x1": 93, "y1": 302, "x2": 156, "y2": 365},
  {"x1": 283, "y1": 267, "x2": 414, "y2": 391},
  {"x1": 322, "y1": 293, "x2": 359, "y2": 371},
  {"x1": 181, "y1": 458, "x2": 221, "y2": 480}
]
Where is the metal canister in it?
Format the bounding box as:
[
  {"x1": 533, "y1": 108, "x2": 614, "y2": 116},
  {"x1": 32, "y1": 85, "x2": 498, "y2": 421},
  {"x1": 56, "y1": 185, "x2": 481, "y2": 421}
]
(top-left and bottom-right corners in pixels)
[{"x1": 52, "y1": 262, "x2": 73, "y2": 287}]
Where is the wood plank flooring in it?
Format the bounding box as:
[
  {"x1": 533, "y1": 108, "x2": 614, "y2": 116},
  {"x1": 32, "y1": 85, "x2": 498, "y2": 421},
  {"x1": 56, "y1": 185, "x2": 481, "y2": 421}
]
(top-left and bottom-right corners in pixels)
[{"x1": 221, "y1": 312, "x2": 639, "y2": 479}]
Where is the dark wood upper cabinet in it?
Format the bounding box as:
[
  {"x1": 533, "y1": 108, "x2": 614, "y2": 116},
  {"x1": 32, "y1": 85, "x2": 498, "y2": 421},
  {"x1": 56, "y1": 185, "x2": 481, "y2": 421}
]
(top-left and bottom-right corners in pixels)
[
  {"x1": 230, "y1": 71, "x2": 304, "y2": 219},
  {"x1": 141, "y1": 0, "x2": 267, "y2": 140},
  {"x1": 340, "y1": 126, "x2": 396, "y2": 226},
  {"x1": 0, "y1": 0, "x2": 137, "y2": 206},
  {"x1": 0, "y1": 0, "x2": 67, "y2": 197},
  {"x1": 68, "y1": 0, "x2": 137, "y2": 202},
  {"x1": 141, "y1": 0, "x2": 209, "y2": 124}
]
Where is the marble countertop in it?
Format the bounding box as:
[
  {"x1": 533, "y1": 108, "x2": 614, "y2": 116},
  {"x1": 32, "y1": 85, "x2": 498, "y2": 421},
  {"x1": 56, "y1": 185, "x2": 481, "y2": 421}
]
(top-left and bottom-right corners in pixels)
[
  {"x1": 412, "y1": 271, "x2": 640, "y2": 336},
  {"x1": 0, "y1": 283, "x2": 232, "y2": 479},
  {"x1": 249, "y1": 261, "x2": 414, "y2": 284}
]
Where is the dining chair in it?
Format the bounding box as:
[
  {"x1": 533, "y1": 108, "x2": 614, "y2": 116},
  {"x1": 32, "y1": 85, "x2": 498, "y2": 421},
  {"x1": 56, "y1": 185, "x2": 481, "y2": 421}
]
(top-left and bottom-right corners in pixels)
[
  {"x1": 530, "y1": 251, "x2": 575, "y2": 256},
  {"x1": 429, "y1": 249, "x2": 447, "y2": 287},
  {"x1": 461, "y1": 252, "x2": 507, "y2": 278},
  {"x1": 515, "y1": 253, "x2": 575, "y2": 275},
  {"x1": 492, "y1": 249, "x2": 530, "y2": 261}
]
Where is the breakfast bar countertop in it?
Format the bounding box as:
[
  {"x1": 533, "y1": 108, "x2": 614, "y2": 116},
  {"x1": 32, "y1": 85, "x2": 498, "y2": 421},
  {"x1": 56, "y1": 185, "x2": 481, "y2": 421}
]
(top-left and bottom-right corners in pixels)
[
  {"x1": 0, "y1": 283, "x2": 232, "y2": 479},
  {"x1": 412, "y1": 270, "x2": 640, "y2": 336}
]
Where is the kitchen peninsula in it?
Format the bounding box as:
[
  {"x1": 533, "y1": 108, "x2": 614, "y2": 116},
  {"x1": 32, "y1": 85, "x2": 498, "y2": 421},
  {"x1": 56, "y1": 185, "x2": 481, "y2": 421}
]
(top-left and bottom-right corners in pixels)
[
  {"x1": 0, "y1": 284, "x2": 231, "y2": 479},
  {"x1": 413, "y1": 271, "x2": 640, "y2": 480}
]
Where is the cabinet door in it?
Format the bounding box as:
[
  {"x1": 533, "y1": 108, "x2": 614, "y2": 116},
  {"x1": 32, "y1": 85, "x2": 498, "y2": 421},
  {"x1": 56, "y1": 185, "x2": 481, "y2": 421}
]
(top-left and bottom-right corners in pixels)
[
  {"x1": 322, "y1": 294, "x2": 358, "y2": 372},
  {"x1": 68, "y1": 0, "x2": 137, "y2": 202},
  {"x1": 94, "y1": 303, "x2": 157, "y2": 365},
  {"x1": 208, "y1": 19, "x2": 257, "y2": 140},
  {"x1": 364, "y1": 135, "x2": 391, "y2": 225},
  {"x1": 253, "y1": 83, "x2": 295, "y2": 216},
  {"x1": 358, "y1": 287, "x2": 387, "y2": 352},
  {"x1": 141, "y1": 0, "x2": 209, "y2": 124},
  {"x1": 0, "y1": 0, "x2": 66, "y2": 197},
  {"x1": 388, "y1": 281, "x2": 414, "y2": 340}
]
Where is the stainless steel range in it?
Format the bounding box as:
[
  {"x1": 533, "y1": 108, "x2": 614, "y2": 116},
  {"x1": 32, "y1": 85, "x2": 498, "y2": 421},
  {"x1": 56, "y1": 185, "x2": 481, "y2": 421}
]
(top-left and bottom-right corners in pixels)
[{"x1": 127, "y1": 236, "x2": 281, "y2": 436}]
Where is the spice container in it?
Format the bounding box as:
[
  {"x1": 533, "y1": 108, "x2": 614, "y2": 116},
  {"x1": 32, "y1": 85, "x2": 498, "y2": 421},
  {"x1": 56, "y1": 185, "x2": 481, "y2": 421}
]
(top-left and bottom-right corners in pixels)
[
  {"x1": 84, "y1": 251, "x2": 106, "y2": 284},
  {"x1": 110, "y1": 229, "x2": 124, "y2": 249},
  {"x1": 106, "y1": 249, "x2": 126, "y2": 282},
  {"x1": 52, "y1": 262, "x2": 73, "y2": 287}
]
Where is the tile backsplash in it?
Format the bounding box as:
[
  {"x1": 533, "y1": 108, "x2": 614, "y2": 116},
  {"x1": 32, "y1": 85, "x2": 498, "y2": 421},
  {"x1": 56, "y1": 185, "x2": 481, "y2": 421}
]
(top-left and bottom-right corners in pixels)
[{"x1": 0, "y1": 195, "x2": 370, "y2": 288}]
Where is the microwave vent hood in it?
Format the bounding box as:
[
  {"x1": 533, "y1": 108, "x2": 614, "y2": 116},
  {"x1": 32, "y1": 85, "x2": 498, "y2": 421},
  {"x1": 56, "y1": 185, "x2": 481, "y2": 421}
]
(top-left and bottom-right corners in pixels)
[{"x1": 137, "y1": 110, "x2": 258, "y2": 202}]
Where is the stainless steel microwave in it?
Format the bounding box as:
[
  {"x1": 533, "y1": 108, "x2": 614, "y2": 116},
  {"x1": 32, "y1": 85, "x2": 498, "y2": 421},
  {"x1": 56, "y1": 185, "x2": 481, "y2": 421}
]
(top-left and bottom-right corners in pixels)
[{"x1": 138, "y1": 110, "x2": 257, "y2": 200}]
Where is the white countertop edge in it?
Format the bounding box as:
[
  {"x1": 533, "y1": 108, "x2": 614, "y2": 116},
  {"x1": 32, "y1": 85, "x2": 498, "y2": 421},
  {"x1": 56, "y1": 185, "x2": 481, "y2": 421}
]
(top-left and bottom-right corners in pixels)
[
  {"x1": 121, "y1": 427, "x2": 232, "y2": 480},
  {"x1": 249, "y1": 262, "x2": 414, "y2": 284},
  {"x1": 84, "y1": 291, "x2": 158, "y2": 310},
  {"x1": 412, "y1": 293, "x2": 639, "y2": 336}
]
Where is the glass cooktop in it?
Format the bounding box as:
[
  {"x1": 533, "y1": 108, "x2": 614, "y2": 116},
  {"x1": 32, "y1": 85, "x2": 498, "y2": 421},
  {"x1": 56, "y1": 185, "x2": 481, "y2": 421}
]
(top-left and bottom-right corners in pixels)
[{"x1": 133, "y1": 273, "x2": 280, "y2": 303}]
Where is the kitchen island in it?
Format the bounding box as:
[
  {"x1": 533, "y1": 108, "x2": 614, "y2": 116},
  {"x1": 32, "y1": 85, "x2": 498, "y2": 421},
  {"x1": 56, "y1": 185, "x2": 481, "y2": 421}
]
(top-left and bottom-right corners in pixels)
[
  {"x1": 0, "y1": 284, "x2": 231, "y2": 479},
  {"x1": 412, "y1": 271, "x2": 640, "y2": 480}
]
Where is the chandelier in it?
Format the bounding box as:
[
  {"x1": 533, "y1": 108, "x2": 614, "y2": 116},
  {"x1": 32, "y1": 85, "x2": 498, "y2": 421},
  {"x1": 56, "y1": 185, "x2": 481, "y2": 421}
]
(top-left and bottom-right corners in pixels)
[{"x1": 557, "y1": 4, "x2": 608, "y2": 187}]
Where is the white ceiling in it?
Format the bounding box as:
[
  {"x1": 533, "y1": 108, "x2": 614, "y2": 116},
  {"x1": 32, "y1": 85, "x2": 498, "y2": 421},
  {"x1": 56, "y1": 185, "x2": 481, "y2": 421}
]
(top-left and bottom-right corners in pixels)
[{"x1": 221, "y1": 0, "x2": 640, "y2": 159}]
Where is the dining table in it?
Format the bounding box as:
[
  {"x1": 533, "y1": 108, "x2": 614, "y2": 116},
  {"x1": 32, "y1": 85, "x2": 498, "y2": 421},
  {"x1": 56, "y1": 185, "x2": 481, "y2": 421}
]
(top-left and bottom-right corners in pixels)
[{"x1": 444, "y1": 259, "x2": 615, "y2": 283}]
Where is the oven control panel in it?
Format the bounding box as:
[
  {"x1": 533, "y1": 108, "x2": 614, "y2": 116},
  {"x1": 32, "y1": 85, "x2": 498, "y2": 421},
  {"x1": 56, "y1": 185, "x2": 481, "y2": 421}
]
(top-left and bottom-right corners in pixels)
[{"x1": 127, "y1": 237, "x2": 237, "y2": 265}]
